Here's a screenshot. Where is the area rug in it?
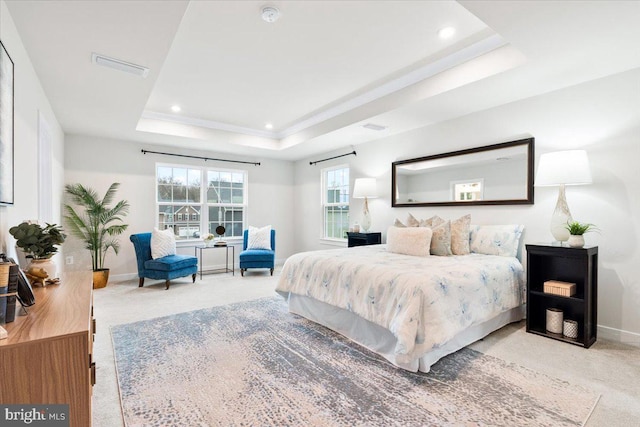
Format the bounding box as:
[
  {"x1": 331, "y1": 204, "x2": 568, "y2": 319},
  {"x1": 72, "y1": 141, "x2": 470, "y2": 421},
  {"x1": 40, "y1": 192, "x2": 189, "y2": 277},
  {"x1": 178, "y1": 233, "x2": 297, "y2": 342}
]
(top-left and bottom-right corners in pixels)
[{"x1": 112, "y1": 297, "x2": 599, "y2": 426}]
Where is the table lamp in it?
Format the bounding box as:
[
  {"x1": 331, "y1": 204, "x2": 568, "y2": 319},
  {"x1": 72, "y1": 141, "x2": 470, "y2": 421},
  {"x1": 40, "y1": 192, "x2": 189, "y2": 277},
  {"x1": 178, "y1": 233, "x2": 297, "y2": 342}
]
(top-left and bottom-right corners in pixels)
[
  {"x1": 353, "y1": 178, "x2": 378, "y2": 232},
  {"x1": 535, "y1": 150, "x2": 592, "y2": 242}
]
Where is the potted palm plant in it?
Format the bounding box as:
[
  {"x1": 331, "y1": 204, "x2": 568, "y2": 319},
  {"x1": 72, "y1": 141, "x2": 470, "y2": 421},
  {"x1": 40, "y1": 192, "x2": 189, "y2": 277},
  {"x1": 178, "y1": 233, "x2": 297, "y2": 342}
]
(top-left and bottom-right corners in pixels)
[
  {"x1": 64, "y1": 183, "x2": 130, "y2": 288},
  {"x1": 565, "y1": 221, "x2": 597, "y2": 248}
]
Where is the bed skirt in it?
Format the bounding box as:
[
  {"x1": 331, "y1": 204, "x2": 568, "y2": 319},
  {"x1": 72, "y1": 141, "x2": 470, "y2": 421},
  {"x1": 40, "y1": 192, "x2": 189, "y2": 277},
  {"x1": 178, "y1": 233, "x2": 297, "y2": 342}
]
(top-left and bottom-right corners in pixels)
[{"x1": 283, "y1": 292, "x2": 525, "y2": 373}]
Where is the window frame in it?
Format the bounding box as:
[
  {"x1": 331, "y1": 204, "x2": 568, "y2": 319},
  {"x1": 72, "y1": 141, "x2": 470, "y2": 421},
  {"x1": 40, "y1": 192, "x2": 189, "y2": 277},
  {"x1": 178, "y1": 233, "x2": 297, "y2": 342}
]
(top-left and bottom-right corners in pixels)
[
  {"x1": 321, "y1": 164, "x2": 350, "y2": 242},
  {"x1": 155, "y1": 162, "x2": 248, "y2": 242}
]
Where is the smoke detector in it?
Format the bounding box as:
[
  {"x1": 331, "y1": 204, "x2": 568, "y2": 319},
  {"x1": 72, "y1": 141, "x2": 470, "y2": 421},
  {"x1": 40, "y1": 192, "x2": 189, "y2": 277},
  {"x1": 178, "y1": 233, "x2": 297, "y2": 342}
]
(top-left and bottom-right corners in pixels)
[{"x1": 261, "y1": 6, "x2": 281, "y2": 23}]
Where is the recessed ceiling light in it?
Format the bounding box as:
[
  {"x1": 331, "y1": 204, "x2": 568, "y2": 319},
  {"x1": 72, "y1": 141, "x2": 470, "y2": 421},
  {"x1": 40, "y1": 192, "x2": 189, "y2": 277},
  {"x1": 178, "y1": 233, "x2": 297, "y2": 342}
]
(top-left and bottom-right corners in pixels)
[
  {"x1": 265, "y1": 123, "x2": 273, "y2": 129},
  {"x1": 171, "y1": 105, "x2": 181, "y2": 113},
  {"x1": 438, "y1": 26, "x2": 456, "y2": 39},
  {"x1": 261, "y1": 6, "x2": 280, "y2": 23},
  {"x1": 362, "y1": 123, "x2": 387, "y2": 131}
]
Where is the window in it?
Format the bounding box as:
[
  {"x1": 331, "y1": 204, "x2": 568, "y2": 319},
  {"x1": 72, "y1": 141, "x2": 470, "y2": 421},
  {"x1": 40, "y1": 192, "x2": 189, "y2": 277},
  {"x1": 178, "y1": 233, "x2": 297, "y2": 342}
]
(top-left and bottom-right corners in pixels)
[
  {"x1": 156, "y1": 164, "x2": 247, "y2": 240},
  {"x1": 451, "y1": 179, "x2": 484, "y2": 202},
  {"x1": 322, "y1": 165, "x2": 349, "y2": 239}
]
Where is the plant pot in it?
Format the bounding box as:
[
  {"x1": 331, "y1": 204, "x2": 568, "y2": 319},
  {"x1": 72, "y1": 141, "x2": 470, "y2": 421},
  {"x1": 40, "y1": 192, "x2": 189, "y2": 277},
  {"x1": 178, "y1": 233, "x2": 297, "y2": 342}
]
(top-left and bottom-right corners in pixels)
[
  {"x1": 567, "y1": 235, "x2": 585, "y2": 248},
  {"x1": 28, "y1": 258, "x2": 57, "y2": 281},
  {"x1": 93, "y1": 269, "x2": 110, "y2": 289}
]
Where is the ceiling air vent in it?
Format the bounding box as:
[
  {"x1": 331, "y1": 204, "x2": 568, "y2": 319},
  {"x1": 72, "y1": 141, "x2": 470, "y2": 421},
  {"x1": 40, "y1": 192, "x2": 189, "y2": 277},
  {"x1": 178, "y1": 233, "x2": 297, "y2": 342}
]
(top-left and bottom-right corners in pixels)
[
  {"x1": 362, "y1": 123, "x2": 387, "y2": 131},
  {"x1": 92, "y1": 53, "x2": 149, "y2": 78}
]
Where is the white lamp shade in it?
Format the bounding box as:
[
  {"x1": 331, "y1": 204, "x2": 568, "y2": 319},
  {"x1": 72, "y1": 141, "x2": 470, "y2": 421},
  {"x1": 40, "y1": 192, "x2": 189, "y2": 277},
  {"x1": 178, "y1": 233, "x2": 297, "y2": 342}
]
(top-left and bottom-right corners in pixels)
[
  {"x1": 353, "y1": 178, "x2": 378, "y2": 198},
  {"x1": 535, "y1": 150, "x2": 592, "y2": 186}
]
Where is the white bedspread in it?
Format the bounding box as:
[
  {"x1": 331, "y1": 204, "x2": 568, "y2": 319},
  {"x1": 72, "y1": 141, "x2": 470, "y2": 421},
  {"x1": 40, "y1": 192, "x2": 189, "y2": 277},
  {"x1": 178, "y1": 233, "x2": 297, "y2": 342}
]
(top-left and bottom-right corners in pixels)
[{"x1": 276, "y1": 245, "x2": 525, "y2": 365}]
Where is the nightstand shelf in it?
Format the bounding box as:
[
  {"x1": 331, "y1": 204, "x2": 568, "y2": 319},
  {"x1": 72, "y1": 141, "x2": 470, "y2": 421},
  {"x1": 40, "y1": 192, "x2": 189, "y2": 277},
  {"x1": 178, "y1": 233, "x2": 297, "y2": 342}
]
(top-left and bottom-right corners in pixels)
[
  {"x1": 526, "y1": 244, "x2": 598, "y2": 348},
  {"x1": 346, "y1": 232, "x2": 381, "y2": 248}
]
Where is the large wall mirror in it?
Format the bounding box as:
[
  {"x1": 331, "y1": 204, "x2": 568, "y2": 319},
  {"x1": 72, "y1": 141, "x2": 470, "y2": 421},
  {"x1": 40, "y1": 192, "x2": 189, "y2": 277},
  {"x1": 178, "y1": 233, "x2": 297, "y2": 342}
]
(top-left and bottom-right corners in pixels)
[{"x1": 392, "y1": 138, "x2": 534, "y2": 207}]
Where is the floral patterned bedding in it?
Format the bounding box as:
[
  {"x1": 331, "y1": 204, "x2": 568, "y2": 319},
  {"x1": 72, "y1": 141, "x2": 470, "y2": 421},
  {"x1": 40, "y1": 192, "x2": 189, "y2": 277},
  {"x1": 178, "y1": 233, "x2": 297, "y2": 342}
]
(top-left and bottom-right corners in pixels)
[{"x1": 276, "y1": 245, "x2": 525, "y2": 366}]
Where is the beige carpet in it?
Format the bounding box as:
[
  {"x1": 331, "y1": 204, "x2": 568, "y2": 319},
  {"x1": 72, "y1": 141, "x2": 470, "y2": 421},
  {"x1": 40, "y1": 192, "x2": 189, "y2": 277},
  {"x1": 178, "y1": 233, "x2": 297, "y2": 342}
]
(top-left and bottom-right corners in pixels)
[
  {"x1": 92, "y1": 269, "x2": 640, "y2": 427},
  {"x1": 111, "y1": 297, "x2": 599, "y2": 426}
]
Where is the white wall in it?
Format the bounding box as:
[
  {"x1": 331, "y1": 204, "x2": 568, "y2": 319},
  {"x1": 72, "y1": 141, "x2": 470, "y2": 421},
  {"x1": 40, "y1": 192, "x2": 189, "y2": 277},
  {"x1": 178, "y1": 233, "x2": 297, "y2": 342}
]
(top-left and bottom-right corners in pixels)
[
  {"x1": 64, "y1": 135, "x2": 295, "y2": 280},
  {"x1": 0, "y1": 1, "x2": 65, "y2": 264},
  {"x1": 293, "y1": 68, "x2": 640, "y2": 344}
]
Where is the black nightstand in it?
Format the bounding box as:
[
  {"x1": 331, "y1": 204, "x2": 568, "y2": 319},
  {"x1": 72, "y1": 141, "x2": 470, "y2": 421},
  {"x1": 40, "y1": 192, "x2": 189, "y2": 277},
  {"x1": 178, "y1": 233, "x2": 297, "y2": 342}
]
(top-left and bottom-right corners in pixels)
[
  {"x1": 346, "y1": 232, "x2": 381, "y2": 248},
  {"x1": 525, "y1": 244, "x2": 598, "y2": 348}
]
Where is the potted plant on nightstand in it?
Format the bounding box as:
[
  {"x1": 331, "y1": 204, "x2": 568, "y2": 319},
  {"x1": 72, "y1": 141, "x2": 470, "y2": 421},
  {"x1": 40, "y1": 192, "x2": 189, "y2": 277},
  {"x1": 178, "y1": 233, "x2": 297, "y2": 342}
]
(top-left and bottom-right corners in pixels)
[
  {"x1": 9, "y1": 221, "x2": 66, "y2": 282},
  {"x1": 64, "y1": 183, "x2": 130, "y2": 289},
  {"x1": 565, "y1": 221, "x2": 597, "y2": 248}
]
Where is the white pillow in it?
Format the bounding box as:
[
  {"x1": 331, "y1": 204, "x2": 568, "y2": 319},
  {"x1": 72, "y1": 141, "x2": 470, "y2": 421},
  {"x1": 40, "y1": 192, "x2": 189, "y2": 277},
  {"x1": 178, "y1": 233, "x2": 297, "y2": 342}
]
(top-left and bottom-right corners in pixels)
[
  {"x1": 386, "y1": 226, "x2": 432, "y2": 257},
  {"x1": 470, "y1": 224, "x2": 524, "y2": 257},
  {"x1": 247, "y1": 225, "x2": 272, "y2": 250},
  {"x1": 151, "y1": 228, "x2": 176, "y2": 259}
]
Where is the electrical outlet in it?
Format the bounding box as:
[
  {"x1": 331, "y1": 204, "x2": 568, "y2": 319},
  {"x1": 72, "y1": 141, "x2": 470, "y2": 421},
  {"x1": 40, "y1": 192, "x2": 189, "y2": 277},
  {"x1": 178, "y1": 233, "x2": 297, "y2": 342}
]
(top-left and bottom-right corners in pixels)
[{"x1": 65, "y1": 256, "x2": 74, "y2": 265}]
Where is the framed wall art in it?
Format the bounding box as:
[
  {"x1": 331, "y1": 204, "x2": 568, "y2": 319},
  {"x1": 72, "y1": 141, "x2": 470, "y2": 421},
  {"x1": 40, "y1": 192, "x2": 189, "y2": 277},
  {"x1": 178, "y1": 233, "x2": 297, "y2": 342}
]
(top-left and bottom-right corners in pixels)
[{"x1": 0, "y1": 40, "x2": 14, "y2": 205}]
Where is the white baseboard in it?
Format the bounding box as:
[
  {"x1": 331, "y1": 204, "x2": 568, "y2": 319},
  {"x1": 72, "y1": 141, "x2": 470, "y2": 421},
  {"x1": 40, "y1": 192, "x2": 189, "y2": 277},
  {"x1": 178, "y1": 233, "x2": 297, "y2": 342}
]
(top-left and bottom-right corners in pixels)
[
  {"x1": 597, "y1": 324, "x2": 640, "y2": 347},
  {"x1": 109, "y1": 273, "x2": 138, "y2": 283}
]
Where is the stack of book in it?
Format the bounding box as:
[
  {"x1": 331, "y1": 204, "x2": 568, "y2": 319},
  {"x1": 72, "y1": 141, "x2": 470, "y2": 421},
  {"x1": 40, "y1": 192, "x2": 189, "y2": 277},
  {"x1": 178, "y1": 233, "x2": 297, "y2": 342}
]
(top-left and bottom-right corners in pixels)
[{"x1": 0, "y1": 262, "x2": 18, "y2": 323}]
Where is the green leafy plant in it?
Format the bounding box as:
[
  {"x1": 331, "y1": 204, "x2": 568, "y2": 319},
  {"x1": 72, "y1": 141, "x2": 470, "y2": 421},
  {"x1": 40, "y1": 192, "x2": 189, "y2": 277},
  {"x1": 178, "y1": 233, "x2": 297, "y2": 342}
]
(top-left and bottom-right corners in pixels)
[
  {"x1": 64, "y1": 183, "x2": 130, "y2": 271},
  {"x1": 565, "y1": 221, "x2": 598, "y2": 236},
  {"x1": 9, "y1": 222, "x2": 66, "y2": 259}
]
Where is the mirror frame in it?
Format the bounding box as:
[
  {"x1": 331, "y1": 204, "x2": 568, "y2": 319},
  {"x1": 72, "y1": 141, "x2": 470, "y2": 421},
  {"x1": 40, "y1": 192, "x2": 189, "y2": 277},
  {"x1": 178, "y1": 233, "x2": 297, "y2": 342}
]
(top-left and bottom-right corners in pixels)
[{"x1": 391, "y1": 137, "x2": 535, "y2": 207}]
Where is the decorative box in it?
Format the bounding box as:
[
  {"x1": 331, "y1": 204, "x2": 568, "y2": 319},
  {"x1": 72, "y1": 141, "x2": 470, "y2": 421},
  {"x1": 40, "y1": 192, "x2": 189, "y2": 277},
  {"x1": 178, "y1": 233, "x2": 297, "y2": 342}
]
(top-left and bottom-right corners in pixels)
[
  {"x1": 543, "y1": 280, "x2": 576, "y2": 297},
  {"x1": 546, "y1": 308, "x2": 563, "y2": 334}
]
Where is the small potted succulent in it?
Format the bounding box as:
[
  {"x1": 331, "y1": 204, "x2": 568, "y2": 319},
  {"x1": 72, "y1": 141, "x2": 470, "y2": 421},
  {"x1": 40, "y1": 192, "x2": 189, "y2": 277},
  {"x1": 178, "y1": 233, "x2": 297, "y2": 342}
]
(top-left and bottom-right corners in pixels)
[{"x1": 565, "y1": 221, "x2": 597, "y2": 248}]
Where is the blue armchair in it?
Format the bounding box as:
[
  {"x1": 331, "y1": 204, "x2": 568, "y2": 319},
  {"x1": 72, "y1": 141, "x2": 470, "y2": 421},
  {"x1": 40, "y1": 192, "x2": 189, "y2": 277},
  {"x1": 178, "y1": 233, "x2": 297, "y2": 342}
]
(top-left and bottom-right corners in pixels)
[
  {"x1": 130, "y1": 233, "x2": 197, "y2": 290},
  {"x1": 239, "y1": 229, "x2": 275, "y2": 276}
]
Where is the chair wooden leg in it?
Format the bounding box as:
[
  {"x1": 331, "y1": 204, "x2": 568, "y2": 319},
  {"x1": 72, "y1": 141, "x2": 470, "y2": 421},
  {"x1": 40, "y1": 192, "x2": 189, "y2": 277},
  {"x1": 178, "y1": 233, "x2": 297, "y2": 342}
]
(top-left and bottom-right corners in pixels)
[
  {"x1": 165, "y1": 280, "x2": 170, "y2": 290},
  {"x1": 241, "y1": 269, "x2": 244, "y2": 277},
  {"x1": 270, "y1": 268, "x2": 274, "y2": 276},
  {"x1": 192, "y1": 273, "x2": 196, "y2": 283},
  {"x1": 138, "y1": 277, "x2": 144, "y2": 287}
]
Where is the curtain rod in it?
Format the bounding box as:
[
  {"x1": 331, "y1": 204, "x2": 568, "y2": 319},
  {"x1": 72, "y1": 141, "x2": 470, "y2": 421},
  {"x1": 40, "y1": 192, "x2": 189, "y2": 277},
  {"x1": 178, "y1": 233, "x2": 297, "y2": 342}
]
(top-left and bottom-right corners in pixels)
[
  {"x1": 309, "y1": 150, "x2": 356, "y2": 166},
  {"x1": 141, "y1": 149, "x2": 260, "y2": 166}
]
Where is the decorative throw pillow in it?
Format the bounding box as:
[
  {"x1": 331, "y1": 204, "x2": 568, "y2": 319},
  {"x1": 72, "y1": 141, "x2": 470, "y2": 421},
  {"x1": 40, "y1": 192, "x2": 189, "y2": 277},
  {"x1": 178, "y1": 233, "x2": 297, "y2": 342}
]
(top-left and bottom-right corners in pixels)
[
  {"x1": 386, "y1": 226, "x2": 432, "y2": 257},
  {"x1": 451, "y1": 214, "x2": 471, "y2": 255},
  {"x1": 393, "y1": 218, "x2": 406, "y2": 228},
  {"x1": 418, "y1": 215, "x2": 441, "y2": 228},
  {"x1": 247, "y1": 225, "x2": 272, "y2": 250},
  {"x1": 151, "y1": 228, "x2": 176, "y2": 259},
  {"x1": 429, "y1": 221, "x2": 452, "y2": 256},
  {"x1": 405, "y1": 213, "x2": 420, "y2": 227},
  {"x1": 470, "y1": 224, "x2": 525, "y2": 257}
]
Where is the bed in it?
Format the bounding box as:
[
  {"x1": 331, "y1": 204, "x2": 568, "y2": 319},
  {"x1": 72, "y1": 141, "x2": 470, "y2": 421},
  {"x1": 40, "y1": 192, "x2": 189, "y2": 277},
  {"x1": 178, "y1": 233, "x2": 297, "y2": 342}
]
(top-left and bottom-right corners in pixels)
[{"x1": 276, "y1": 224, "x2": 526, "y2": 373}]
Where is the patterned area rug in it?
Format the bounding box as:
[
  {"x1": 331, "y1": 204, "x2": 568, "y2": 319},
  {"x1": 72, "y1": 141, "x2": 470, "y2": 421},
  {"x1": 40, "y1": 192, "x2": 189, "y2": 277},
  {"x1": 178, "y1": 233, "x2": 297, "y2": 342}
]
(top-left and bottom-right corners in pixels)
[{"x1": 112, "y1": 297, "x2": 598, "y2": 426}]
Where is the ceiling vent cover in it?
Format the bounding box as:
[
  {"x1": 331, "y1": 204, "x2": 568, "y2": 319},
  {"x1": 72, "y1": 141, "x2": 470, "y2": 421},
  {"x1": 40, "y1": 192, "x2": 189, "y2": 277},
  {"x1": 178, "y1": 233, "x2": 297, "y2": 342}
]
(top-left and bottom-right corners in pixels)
[
  {"x1": 362, "y1": 123, "x2": 387, "y2": 131},
  {"x1": 92, "y1": 53, "x2": 150, "y2": 78}
]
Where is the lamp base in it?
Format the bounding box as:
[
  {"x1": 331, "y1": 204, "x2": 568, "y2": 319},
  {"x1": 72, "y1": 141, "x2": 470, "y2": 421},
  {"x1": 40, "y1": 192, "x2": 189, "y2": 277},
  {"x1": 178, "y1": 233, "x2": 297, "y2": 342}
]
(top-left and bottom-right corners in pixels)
[
  {"x1": 550, "y1": 185, "x2": 572, "y2": 242},
  {"x1": 361, "y1": 197, "x2": 371, "y2": 232}
]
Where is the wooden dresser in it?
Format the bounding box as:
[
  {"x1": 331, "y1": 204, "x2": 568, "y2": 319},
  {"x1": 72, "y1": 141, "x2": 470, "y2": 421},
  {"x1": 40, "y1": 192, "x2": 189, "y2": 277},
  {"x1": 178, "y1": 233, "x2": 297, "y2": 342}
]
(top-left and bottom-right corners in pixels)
[{"x1": 0, "y1": 271, "x2": 95, "y2": 427}]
